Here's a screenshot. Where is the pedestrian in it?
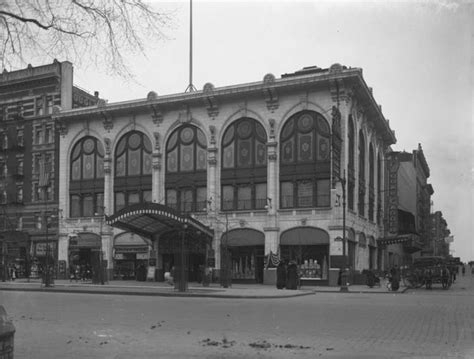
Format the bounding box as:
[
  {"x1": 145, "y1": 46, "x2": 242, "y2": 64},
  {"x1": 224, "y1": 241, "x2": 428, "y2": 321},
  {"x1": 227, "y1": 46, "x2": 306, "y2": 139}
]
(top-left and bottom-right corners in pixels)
[
  {"x1": 276, "y1": 260, "x2": 287, "y2": 289},
  {"x1": 286, "y1": 261, "x2": 298, "y2": 290},
  {"x1": 462, "y1": 265, "x2": 465, "y2": 276},
  {"x1": 390, "y1": 265, "x2": 400, "y2": 291}
]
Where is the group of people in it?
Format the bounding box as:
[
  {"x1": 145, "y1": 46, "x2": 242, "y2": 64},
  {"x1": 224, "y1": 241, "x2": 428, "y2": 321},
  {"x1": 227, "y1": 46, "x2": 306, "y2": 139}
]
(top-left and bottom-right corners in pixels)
[
  {"x1": 276, "y1": 260, "x2": 300, "y2": 290},
  {"x1": 69, "y1": 264, "x2": 92, "y2": 282}
]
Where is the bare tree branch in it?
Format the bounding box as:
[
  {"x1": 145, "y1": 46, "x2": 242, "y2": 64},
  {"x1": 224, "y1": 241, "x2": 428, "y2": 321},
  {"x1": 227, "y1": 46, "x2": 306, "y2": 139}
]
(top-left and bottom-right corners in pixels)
[{"x1": 0, "y1": 0, "x2": 173, "y2": 79}]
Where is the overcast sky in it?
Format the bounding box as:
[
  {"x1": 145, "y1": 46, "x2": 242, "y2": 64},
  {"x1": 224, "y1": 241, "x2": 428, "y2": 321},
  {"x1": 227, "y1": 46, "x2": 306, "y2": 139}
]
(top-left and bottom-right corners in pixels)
[{"x1": 73, "y1": 0, "x2": 473, "y2": 262}]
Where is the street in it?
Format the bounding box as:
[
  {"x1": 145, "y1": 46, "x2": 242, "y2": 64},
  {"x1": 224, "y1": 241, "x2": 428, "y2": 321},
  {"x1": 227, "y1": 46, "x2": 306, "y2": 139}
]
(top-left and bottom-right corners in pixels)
[{"x1": 2, "y1": 274, "x2": 474, "y2": 359}]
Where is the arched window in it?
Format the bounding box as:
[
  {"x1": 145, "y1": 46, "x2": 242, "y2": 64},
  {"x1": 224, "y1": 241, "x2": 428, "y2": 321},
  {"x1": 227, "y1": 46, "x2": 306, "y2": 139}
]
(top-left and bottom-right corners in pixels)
[
  {"x1": 69, "y1": 136, "x2": 104, "y2": 217},
  {"x1": 280, "y1": 111, "x2": 330, "y2": 209},
  {"x1": 377, "y1": 153, "x2": 382, "y2": 224},
  {"x1": 221, "y1": 118, "x2": 267, "y2": 211},
  {"x1": 368, "y1": 144, "x2": 375, "y2": 221},
  {"x1": 166, "y1": 125, "x2": 207, "y2": 213},
  {"x1": 347, "y1": 115, "x2": 355, "y2": 210},
  {"x1": 358, "y1": 130, "x2": 366, "y2": 216},
  {"x1": 114, "y1": 131, "x2": 152, "y2": 212}
]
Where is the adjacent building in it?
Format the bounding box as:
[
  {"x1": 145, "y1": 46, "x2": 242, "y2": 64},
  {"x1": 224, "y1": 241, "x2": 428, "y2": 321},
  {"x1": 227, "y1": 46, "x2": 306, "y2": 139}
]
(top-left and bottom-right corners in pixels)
[
  {"x1": 379, "y1": 144, "x2": 434, "y2": 267},
  {"x1": 54, "y1": 64, "x2": 397, "y2": 285},
  {"x1": 0, "y1": 60, "x2": 98, "y2": 279},
  {"x1": 428, "y1": 211, "x2": 451, "y2": 258}
]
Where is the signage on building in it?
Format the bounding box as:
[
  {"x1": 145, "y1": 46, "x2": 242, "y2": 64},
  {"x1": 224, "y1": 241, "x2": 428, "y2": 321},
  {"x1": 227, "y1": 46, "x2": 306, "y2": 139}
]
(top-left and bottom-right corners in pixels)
[
  {"x1": 387, "y1": 155, "x2": 399, "y2": 234},
  {"x1": 136, "y1": 253, "x2": 149, "y2": 260}
]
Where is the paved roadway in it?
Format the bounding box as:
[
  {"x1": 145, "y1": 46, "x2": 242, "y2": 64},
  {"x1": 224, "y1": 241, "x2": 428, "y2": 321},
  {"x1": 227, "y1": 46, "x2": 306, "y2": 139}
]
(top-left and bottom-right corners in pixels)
[{"x1": 1, "y1": 273, "x2": 473, "y2": 358}]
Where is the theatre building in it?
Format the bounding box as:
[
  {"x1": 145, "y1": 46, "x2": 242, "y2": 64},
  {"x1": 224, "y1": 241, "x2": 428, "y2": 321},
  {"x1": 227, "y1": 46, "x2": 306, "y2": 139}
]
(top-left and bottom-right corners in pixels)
[{"x1": 55, "y1": 64, "x2": 396, "y2": 285}]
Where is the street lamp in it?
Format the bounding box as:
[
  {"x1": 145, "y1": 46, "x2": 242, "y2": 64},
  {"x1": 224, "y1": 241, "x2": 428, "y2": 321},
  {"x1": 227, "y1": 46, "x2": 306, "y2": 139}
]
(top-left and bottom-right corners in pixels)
[
  {"x1": 220, "y1": 210, "x2": 231, "y2": 288},
  {"x1": 338, "y1": 170, "x2": 348, "y2": 292},
  {"x1": 95, "y1": 207, "x2": 105, "y2": 285}
]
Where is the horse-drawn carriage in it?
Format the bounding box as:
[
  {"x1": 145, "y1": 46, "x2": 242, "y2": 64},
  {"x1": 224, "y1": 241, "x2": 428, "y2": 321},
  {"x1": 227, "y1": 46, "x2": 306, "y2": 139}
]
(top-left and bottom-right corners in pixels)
[{"x1": 402, "y1": 256, "x2": 452, "y2": 289}]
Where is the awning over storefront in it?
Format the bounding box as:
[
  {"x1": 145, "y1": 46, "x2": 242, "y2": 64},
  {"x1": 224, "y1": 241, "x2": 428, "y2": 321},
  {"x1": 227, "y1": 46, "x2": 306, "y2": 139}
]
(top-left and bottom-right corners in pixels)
[
  {"x1": 106, "y1": 203, "x2": 214, "y2": 240},
  {"x1": 69, "y1": 232, "x2": 101, "y2": 249},
  {"x1": 114, "y1": 232, "x2": 150, "y2": 254},
  {"x1": 280, "y1": 227, "x2": 329, "y2": 245},
  {"x1": 377, "y1": 234, "x2": 422, "y2": 253},
  {"x1": 224, "y1": 229, "x2": 264, "y2": 247}
]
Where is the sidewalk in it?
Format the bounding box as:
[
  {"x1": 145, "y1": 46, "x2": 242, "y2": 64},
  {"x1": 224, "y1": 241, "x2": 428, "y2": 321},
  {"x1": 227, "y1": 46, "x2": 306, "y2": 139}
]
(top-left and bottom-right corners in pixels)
[{"x1": 0, "y1": 278, "x2": 406, "y2": 298}]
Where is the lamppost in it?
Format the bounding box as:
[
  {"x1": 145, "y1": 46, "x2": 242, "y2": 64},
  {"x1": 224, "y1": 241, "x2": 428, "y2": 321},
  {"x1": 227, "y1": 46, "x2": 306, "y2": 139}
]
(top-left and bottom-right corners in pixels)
[
  {"x1": 338, "y1": 170, "x2": 348, "y2": 292},
  {"x1": 95, "y1": 207, "x2": 105, "y2": 285},
  {"x1": 177, "y1": 222, "x2": 188, "y2": 292},
  {"x1": 220, "y1": 210, "x2": 230, "y2": 288}
]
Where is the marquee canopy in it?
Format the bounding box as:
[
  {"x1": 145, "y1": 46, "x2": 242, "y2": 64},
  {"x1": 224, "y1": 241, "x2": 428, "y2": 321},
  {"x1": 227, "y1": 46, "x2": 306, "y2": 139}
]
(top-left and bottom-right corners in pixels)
[{"x1": 105, "y1": 203, "x2": 214, "y2": 240}]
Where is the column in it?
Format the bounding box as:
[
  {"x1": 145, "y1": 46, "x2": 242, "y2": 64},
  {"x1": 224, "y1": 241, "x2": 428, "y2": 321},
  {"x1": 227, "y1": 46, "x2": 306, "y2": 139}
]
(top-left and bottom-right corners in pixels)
[
  {"x1": 102, "y1": 156, "x2": 113, "y2": 279},
  {"x1": 152, "y1": 152, "x2": 162, "y2": 204}
]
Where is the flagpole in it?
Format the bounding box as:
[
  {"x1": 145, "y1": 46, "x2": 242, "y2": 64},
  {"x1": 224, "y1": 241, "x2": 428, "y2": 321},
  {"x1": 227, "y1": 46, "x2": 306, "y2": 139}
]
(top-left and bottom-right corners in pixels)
[{"x1": 185, "y1": 0, "x2": 196, "y2": 92}]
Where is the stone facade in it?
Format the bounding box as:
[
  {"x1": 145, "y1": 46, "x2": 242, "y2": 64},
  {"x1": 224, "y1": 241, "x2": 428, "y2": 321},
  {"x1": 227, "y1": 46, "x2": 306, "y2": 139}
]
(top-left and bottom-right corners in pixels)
[{"x1": 55, "y1": 64, "x2": 396, "y2": 284}]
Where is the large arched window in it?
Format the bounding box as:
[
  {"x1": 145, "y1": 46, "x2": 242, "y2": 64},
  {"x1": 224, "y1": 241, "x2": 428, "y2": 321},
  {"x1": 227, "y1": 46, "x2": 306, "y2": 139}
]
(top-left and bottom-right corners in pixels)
[
  {"x1": 368, "y1": 144, "x2": 375, "y2": 221},
  {"x1": 358, "y1": 130, "x2": 366, "y2": 216},
  {"x1": 166, "y1": 125, "x2": 207, "y2": 213},
  {"x1": 114, "y1": 131, "x2": 152, "y2": 212},
  {"x1": 377, "y1": 153, "x2": 382, "y2": 225},
  {"x1": 221, "y1": 118, "x2": 267, "y2": 211},
  {"x1": 347, "y1": 115, "x2": 355, "y2": 210},
  {"x1": 280, "y1": 111, "x2": 330, "y2": 208},
  {"x1": 69, "y1": 136, "x2": 104, "y2": 217}
]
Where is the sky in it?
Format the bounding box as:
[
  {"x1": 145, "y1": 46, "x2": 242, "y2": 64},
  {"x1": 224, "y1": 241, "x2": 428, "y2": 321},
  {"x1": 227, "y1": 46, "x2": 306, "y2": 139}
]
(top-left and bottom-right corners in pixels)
[{"x1": 70, "y1": 0, "x2": 472, "y2": 261}]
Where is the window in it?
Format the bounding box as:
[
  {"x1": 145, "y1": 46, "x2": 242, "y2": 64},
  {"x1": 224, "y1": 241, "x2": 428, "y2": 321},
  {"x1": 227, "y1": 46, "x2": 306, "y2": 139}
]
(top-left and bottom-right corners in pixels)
[
  {"x1": 222, "y1": 185, "x2": 234, "y2": 211},
  {"x1": 69, "y1": 136, "x2": 105, "y2": 217},
  {"x1": 358, "y1": 130, "x2": 366, "y2": 216},
  {"x1": 45, "y1": 125, "x2": 53, "y2": 144},
  {"x1": 281, "y1": 182, "x2": 294, "y2": 208},
  {"x1": 347, "y1": 116, "x2": 355, "y2": 211},
  {"x1": 0, "y1": 190, "x2": 6, "y2": 204},
  {"x1": 221, "y1": 118, "x2": 267, "y2": 211},
  {"x1": 69, "y1": 193, "x2": 104, "y2": 218},
  {"x1": 16, "y1": 186, "x2": 23, "y2": 203},
  {"x1": 16, "y1": 216, "x2": 23, "y2": 230},
  {"x1": 297, "y1": 181, "x2": 313, "y2": 207},
  {"x1": 279, "y1": 111, "x2": 330, "y2": 209},
  {"x1": 166, "y1": 125, "x2": 207, "y2": 213},
  {"x1": 114, "y1": 131, "x2": 152, "y2": 212},
  {"x1": 36, "y1": 97, "x2": 44, "y2": 116},
  {"x1": 17, "y1": 129, "x2": 24, "y2": 147},
  {"x1": 2, "y1": 133, "x2": 7, "y2": 150},
  {"x1": 35, "y1": 127, "x2": 43, "y2": 145},
  {"x1": 17, "y1": 158, "x2": 23, "y2": 175},
  {"x1": 237, "y1": 185, "x2": 252, "y2": 210},
  {"x1": 35, "y1": 214, "x2": 42, "y2": 229}
]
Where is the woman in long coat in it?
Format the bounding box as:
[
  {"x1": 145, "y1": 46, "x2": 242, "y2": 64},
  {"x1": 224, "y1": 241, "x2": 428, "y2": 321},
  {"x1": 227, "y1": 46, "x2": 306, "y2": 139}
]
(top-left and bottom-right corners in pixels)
[
  {"x1": 286, "y1": 261, "x2": 298, "y2": 290},
  {"x1": 276, "y1": 261, "x2": 287, "y2": 289}
]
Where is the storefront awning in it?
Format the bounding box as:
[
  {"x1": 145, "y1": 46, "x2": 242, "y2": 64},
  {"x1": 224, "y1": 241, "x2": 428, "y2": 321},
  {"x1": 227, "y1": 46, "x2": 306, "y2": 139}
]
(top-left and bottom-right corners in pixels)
[
  {"x1": 225, "y1": 229, "x2": 264, "y2": 247},
  {"x1": 106, "y1": 203, "x2": 214, "y2": 240},
  {"x1": 69, "y1": 233, "x2": 101, "y2": 249},
  {"x1": 378, "y1": 234, "x2": 422, "y2": 253},
  {"x1": 280, "y1": 227, "x2": 329, "y2": 245}
]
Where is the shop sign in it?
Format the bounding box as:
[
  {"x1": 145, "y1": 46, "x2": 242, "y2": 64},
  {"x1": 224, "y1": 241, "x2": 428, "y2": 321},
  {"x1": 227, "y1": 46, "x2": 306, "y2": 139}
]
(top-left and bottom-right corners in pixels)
[
  {"x1": 136, "y1": 253, "x2": 149, "y2": 260},
  {"x1": 387, "y1": 155, "x2": 399, "y2": 234},
  {"x1": 114, "y1": 253, "x2": 124, "y2": 260},
  {"x1": 35, "y1": 242, "x2": 57, "y2": 256}
]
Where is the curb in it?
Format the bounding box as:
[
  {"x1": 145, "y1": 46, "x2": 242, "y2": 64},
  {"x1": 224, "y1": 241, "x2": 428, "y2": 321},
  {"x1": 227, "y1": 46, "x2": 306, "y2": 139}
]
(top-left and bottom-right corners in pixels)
[
  {"x1": 0, "y1": 286, "x2": 317, "y2": 299},
  {"x1": 314, "y1": 287, "x2": 409, "y2": 294}
]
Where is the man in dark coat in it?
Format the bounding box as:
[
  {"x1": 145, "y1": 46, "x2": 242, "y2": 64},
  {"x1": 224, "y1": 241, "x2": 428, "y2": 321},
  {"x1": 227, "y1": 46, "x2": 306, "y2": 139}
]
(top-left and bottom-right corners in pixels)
[
  {"x1": 390, "y1": 265, "x2": 400, "y2": 291},
  {"x1": 286, "y1": 261, "x2": 298, "y2": 290},
  {"x1": 276, "y1": 261, "x2": 287, "y2": 289}
]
